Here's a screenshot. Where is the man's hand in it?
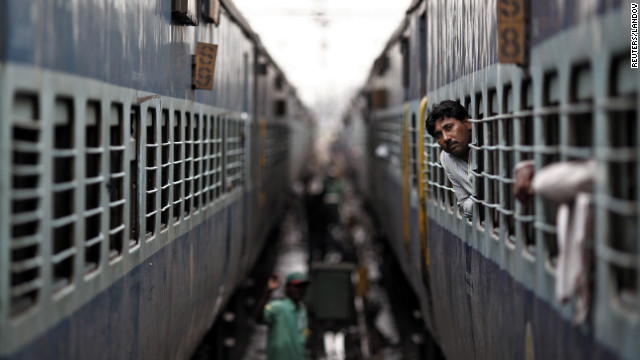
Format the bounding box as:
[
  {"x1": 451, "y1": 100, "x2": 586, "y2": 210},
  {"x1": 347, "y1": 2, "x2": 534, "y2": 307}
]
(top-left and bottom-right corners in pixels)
[
  {"x1": 267, "y1": 273, "x2": 281, "y2": 291},
  {"x1": 514, "y1": 160, "x2": 535, "y2": 203}
]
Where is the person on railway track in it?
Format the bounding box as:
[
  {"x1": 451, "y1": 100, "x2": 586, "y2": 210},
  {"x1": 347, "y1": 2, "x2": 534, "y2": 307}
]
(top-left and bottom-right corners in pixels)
[
  {"x1": 425, "y1": 100, "x2": 474, "y2": 218},
  {"x1": 256, "y1": 272, "x2": 311, "y2": 360}
]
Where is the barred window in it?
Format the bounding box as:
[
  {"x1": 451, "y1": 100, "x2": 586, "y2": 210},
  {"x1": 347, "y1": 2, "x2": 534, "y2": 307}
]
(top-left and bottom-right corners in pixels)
[
  {"x1": 193, "y1": 114, "x2": 202, "y2": 210},
  {"x1": 214, "y1": 116, "x2": 224, "y2": 199},
  {"x1": 160, "y1": 109, "x2": 171, "y2": 231},
  {"x1": 129, "y1": 106, "x2": 140, "y2": 248},
  {"x1": 204, "y1": 115, "x2": 216, "y2": 203},
  {"x1": 108, "y1": 103, "x2": 125, "y2": 261},
  {"x1": 145, "y1": 108, "x2": 158, "y2": 240},
  {"x1": 518, "y1": 79, "x2": 535, "y2": 253},
  {"x1": 84, "y1": 101, "x2": 103, "y2": 274},
  {"x1": 539, "y1": 71, "x2": 561, "y2": 264},
  {"x1": 409, "y1": 113, "x2": 419, "y2": 189},
  {"x1": 10, "y1": 93, "x2": 42, "y2": 316},
  {"x1": 473, "y1": 92, "x2": 485, "y2": 228},
  {"x1": 184, "y1": 112, "x2": 193, "y2": 216},
  {"x1": 606, "y1": 54, "x2": 638, "y2": 311},
  {"x1": 173, "y1": 111, "x2": 183, "y2": 223},
  {"x1": 226, "y1": 118, "x2": 245, "y2": 190},
  {"x1": 51, "y1": 97, "x2": 75, "y2": 293},
  {"x1": 502, "y1": 85, "x2": 516, "y2": 242},
  {"x1": 201, "y1": 115, "x2": 210, "y2": 205}
]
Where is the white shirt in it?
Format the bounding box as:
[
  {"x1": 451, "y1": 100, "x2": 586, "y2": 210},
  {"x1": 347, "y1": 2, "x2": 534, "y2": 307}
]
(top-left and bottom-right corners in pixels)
[{"x1": 440, "y1": 151, "x2": 473, "y2": 218}]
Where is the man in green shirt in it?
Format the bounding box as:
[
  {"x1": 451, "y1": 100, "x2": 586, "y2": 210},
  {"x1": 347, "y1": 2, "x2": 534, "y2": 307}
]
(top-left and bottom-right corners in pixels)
[{"x1": 257, "y1": 272, "x2": 310, "y2": 360}]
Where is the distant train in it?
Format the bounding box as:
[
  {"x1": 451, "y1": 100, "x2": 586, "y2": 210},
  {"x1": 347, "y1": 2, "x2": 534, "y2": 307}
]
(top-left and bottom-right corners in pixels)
[
  {"x1": 342, "y1": 0, "x2": 639, "y2": 359},
  {"x1": 0, "y1": 1, "x2": 313, "y2": 358}
]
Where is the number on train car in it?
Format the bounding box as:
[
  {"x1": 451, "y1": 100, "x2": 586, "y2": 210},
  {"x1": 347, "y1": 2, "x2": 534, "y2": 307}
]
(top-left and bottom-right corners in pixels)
[
  {"x1": 193, "y1": 42, "x2": 218, "y2": 90},
  {"x1": 497, "y1": 0, "x2": 528, "y2": 64}
]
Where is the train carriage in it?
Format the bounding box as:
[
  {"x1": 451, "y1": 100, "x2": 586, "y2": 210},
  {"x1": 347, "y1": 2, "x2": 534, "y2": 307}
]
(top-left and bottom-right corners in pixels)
[
  {"x1": 343, "y1": 1, "x2": 639, "y2": 359},
  {"x1": 0, "y1": 0, "x2": 313, "y2": 359}
]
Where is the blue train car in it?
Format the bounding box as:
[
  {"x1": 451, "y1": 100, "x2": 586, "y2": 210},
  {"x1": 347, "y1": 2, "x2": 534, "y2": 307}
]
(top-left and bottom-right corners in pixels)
[
  {"x1": 343, "y1": 1, "x2": 639, "y2": 359},
  {"x1": 0, "y1": 0, "x2": 313, "y2": 358}
]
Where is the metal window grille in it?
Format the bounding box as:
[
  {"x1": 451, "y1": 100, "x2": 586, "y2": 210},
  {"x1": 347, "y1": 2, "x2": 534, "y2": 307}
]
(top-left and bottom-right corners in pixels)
[
  {"x1": 184, "y1": 113, "x2": 193, "y2": 216},
  {"x1": 172, "y1": 111, "x2": 183, "y2": 223},
  {"x1": 51, "y1": 97, "x2": 75, "y2": 293},
  {"x1": 108, "y1": 103, "x2": 125, "y2": 260},
  {"x1": 603, "y1": 54, "x2": 638, "y2": 311},
  {"x1": 213, "y1": 116, "x2": 224, "y2": 199},
  {"x1": 145, "y1": 108, "x2": 158, "y2": 240},
  {"x1": 193, "y1": 114, "x2": 201, "y2": 210},
  {"x1": 516, "y1": 80, "x2": 536, "y2": 252},
  {"x1": 409, "y1": 113, "x2": 419, "y2": 189},
  {"x1": 502, "y1": 86, "x2": 516, "y2": 242},
  {"x1": 160, "y1": 110, "x2": 171, "y2": 231},
  {"x1": 201, "y1": 115, "x2": 210, "y2": 205},
  {"x1": 84, "y1": 101, "x2": 103, "y2": 274},
  {"x1": 471, "y1": 92, "x2": 486, "y2": 228},
  {"x1": 129, "y1": 106, "x2": 140, "y2": 248},
  {"x1": 537, "y1": 71, "x2": 562, "y2": 264},
  {"x1": 225, "y1": 118, "x2": 245, "y2": 190},
  {"x1": 10, "y1": 93, "x2": 43, "y2": 316},
  {"x1": 205, "y1": 115, "x2": 216, "y2": 203}
]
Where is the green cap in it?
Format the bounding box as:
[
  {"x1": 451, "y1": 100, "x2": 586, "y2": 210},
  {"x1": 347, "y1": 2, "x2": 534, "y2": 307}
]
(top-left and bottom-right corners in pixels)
[{"x1": 286, "y1": 272, "x2": 309, "y2": 286}]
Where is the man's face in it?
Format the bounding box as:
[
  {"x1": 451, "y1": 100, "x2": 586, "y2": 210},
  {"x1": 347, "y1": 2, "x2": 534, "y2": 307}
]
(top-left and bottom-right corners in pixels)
[
  {"x1": 433, "y1": 116, "x2": 472, "y2": 159},
  {"x1": 285, "y1": 284, "x2": 307, "y2": 303}
]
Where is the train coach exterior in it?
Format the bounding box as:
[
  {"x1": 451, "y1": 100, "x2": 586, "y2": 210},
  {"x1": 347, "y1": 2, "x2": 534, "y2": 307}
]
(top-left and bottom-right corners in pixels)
[
  {"x1": 343, "y1": 1, "x2": 639, "y2": 359},
  {"x1": 0, "y1": 0, "x2": 312, "y2": 359}
]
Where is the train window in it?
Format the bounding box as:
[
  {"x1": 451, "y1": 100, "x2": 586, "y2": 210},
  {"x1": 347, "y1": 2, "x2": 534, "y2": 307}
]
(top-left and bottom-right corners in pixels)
[
  {"x1": 275, "y1": 75, "x2": 284, "y2": 91},
  {"x1": 502, "y1": 85, "x2": 515, "y2": 241},
  {"x1": 85, "y1": 101, "x2": 102, "y2": 275},
  {"x1": 129, "y1": 106, "x2": 140, "y2": 249},
  {"x1": 214, "y1": 116, "x2": 224, "y2": 199},
  {"x1": 193, "y1": 114, "x2": 201, "y2": 211},
  {"x1": 145, "y1": 108, "x2": 158, "y2": 240},
  {"x1": 487, "y1": 89, "x2": 500, "y2": 235},
  {"x1": 10, "y1": 92, "x2": 42, "y2": 316},
  {"x1": 401, "y1": 36, "x2": 410, "y2": 89},
  {"x1": 51, "y1": 96, "x2": 75, "y2": 293},
  {"x1": 172, "y1": 0, "x2": 199, "y2": 26},
  {"x1": 207, "y1": 115, "x2": 216, "y2": 204},
  {"x1": 275, "y1": 100, "x2": 287, "y2": 117},
  {"x1": 419, "y1": 11, "x2": 427, "y2": 97},
  {"x1": 569, "y1": 64, "x2": 594, "y2": 154},
  {"x1": 474, "y1": 92, "x2": 485, "y2": 229},
  {"x1": 608, "y1": 54, "x2": 638, "y2": 310},
  {"x1": 173, "y1": 111, "x2": 183, "y2": 224},
  {"x1": 109, "y1": 103, "x2": 125, "y2": 261},
  {"x1": 410, "y1": 113, "x2": 419, "y2": 189},
  {"x1": 518, "y1": 79, "x2": 535, "y2": 253},
  {"x1": 160, "y1": 109, "x2": 171, "y2": 231},
  {"x1": 541, "y1": 71, "x2": 561, "y2": 263},
  {"x1": 226, "y1": 118, "x2": 245, "y2": 190},
  {"x1": 201, "y1": 115, "x2": 210, "y2": 206},
  {"x1": 184, "y1": 112, "x2": 192, "y2": 216}
]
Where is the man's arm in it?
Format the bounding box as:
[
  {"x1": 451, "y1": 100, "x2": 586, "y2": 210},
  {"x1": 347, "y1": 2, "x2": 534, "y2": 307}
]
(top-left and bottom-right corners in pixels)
[
  {"x1": 255, "y1": 273, "x2": 281, "y2": 323},
  {"x1": 441, "y1": 152, "x2": 473, "y2": 218}
]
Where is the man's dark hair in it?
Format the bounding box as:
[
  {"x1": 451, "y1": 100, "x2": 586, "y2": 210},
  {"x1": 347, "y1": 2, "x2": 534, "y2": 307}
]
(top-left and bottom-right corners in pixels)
[{"x1": 425, "y1": 100, "x2": 470, "y2": 137}]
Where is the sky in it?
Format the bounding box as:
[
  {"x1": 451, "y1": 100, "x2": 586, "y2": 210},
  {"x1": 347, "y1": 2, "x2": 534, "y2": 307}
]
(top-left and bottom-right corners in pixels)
[{"x1": 231, "y1": 0, "x2": 412, "y2": 138}]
